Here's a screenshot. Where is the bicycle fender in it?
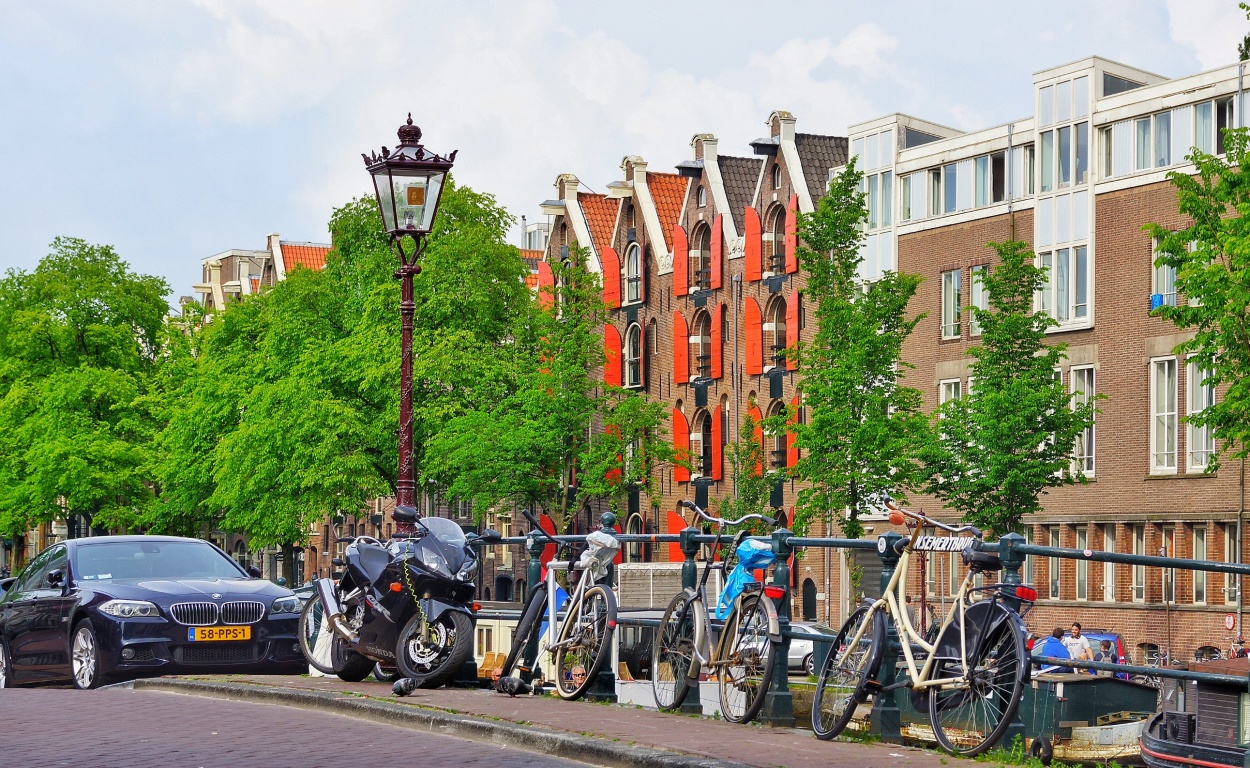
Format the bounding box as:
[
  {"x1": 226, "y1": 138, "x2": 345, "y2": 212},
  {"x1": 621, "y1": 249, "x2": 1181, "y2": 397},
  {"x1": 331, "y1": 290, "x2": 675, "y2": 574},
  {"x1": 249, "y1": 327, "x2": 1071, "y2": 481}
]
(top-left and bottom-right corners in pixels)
[
  {"x1": 930, "y1": 600, "x2": 1018, "y2": 661},
  {"x1": 420, "y1": 597, "x2": 476, "y2": 623},
  {"x1": 759, "y1": 594, "x2": 782, "y2": 643}
]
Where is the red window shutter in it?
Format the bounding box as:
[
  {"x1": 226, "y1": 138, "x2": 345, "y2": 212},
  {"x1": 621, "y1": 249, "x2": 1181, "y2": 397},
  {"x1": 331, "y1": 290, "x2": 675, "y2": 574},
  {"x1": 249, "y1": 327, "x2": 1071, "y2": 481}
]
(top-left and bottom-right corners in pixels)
[
  {"x1": 673, "y1": 312, "x2": 689, "y2": 384},
  {"x1": 711, "y1": 403, "x2": 724, "y2": 481},
  {"x1": 710, "y1": 214, "x2": 723, "y2": 290},
  {"x1": 673, "y1": 225, "x2": 689, "y2": 297},
  {"x1": 601, "y1": 246, "x2": 620, "y2": 309},
  {"x1": 539, "y1": 513, "x2": 557, "y2": 565},
  {"x1": 667, "y1": 510, "x2": 687, "y2": 562},
  {"x1": 537, "y1": 260, "x2": 554, "y2": 309},
  {"x1": 786, "y1": 289, "x2": 800, "y2": 371},
  {"x1": 673, "y1": 408, "x2": 691, "y2": 483},
  {"x1": 785, "y1": 194, "x2": 799, "y2": 274},
  {"x1": 711, "y1": 303, "x2": 724, "y2": 379},
  {"x1": 604, "y1": 325, "x2": 622, "y2": 386},
  {"x1": 748, "y1": 404, "x2": 764, "y2": 476},
  {"x1": 744, "y1": 298, "x2": 763, "y2": 375},
  {"x1": 787, "y1": 395, "x2": 800, "y2": 467},
  {"x1": 744, "y1": 206, "x2": 762, "y2": 281}
]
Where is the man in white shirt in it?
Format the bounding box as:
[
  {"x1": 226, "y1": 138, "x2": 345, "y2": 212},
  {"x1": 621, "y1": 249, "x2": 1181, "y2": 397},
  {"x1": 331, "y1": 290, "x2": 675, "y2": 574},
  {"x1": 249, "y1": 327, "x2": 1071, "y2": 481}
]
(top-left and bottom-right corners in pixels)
[{"x1": 1062, "y1": 622, "x2": 1092, "y2": 662}]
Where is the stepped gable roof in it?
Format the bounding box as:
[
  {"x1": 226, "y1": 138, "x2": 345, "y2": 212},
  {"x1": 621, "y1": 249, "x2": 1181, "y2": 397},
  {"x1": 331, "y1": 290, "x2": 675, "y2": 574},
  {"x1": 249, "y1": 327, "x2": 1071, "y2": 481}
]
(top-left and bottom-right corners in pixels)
[
  {"x1": 520, "y1": 248, "x2": 543, "y2": 289},
  {"x1": 281, "y1": 241, "x2": 331, "y2": 271},
  {"x1": 647, "y1": 172, "x2": 687, "y2": 251},
  {"x1": 718, "y1": 155, "x2": 764, "y2": 232},
  {"x1": 577, "y1": 192, "x2": 618, "y2": 254},
  {"x1": 794, "y1": 133, "x2": 848, "y2": 202}
]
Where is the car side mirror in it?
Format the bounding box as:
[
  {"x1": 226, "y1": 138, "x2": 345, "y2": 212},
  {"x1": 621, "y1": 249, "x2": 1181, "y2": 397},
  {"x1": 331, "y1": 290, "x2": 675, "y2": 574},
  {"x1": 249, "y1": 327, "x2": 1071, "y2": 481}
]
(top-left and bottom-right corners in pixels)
[
  {"x1": 247, "y1": 565, "x2": 262, "y2": 579},
  {"x1": 479, "y1": 529, "x2": 503, "y2": 544},
  {"x1": 46, "y1": 569, "x2": 64, "y2": 588}
]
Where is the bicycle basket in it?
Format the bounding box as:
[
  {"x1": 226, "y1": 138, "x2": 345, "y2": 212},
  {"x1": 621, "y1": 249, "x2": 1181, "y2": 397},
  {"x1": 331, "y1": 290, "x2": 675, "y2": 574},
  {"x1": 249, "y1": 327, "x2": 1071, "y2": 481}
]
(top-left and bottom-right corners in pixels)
[
  {"x1": 576, "y1": 530, "x2": 621, "y2": 580},
  {"x1": 716, "y1": 538, "x2": 775, "y2": 620}
]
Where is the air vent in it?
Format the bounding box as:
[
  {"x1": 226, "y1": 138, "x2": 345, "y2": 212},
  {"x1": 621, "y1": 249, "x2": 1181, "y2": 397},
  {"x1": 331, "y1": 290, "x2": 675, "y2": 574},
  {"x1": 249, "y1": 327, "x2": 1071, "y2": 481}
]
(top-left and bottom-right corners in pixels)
[
  {"x1": 221, "y1": 601, "x2": 266, "y2": 625},
  {"x1": 170, "y1": 602, "x2": 218, "y2": 626}
]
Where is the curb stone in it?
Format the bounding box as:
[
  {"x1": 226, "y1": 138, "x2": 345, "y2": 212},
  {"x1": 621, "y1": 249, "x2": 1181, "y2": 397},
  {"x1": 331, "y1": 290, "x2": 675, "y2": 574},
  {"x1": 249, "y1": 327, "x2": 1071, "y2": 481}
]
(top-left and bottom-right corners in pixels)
[{"x1": 122, "y1": 678, "x2": 755, "y2": 768}]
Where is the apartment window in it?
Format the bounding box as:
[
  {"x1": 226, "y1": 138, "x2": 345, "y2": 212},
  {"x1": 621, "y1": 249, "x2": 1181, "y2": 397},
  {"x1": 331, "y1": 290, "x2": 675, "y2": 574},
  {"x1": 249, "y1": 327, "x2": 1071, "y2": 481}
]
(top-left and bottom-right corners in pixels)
[
  {"x1": 477, "y1": 627, "x2": 493, "y2": 654},
  {"x1": 881, "y1": 171, "x2": 892, "y2": 227},
  {"x1": 1194, "y1": 525, "x2": 1207, "y2": 604},
  {"x1": 1132, "y1": 524, "x2": 1146, "y2": 602},
  {"x1": 943, "y1": 163, "x2": 958, "y2": 213},
  {"x1": 1154, "y1": 112, "x2": 1171, "y2": 167},
  {"x1": 1072, "y1": 366, "x2": 1095, "y2": 475},
  {"x1": 1057, "y1": 125, "x2": 1072, "y2": 187},
  {"x1": 1151, "y1": 358, "x2": 1178, "y2": 473},
  {"x1": 1037, "y1": 246, "x2": 1089, "y2": 322},
  {"x1": 764, "y1": 297, "x2": 787, "y2": 369},
  {"x1": 1135, "y1": 117, "x2": 1152, "y2": 172},
  {"x1": 1048, "y1": 526, "x2": 1061, "y2": 599},
  {"x1": 696, "y1": 185, "x2": 707, "y2": 207},
  {"x1": 1152, "y1": 237, "x2": 1177, "y2": 308},
  {"x1": 1040, "y1": 130, "x2": 1054, "y2": 192},
  {"x1": 1196, "y1": 101, "x2": 1214, "y2": 154},
  {"x1": 624, "y1": 243, "x2": 642, "y2": 304},
  {"x1": 1075, "y1": 526, "x2": 1088, "y2": 600},
  {"x1": 1162, "y1": 525, "x2": 1176, "y2": 604},
  {"x1": 1023, "y1": 529, "x2": 1034, "y2": 586},
  {"x1": 1188, "y1": 360, "x2": 1216, "y2": 471},
  {"x1": 941, "y1": 269, "x2": 961, "y2": 339},
  {"x1": 1011, "y1": 145, "x2": 1035, "y2": 198},
  {"x1": 1075, "y1": 122, "x2": 1090, "y2": 184},
  {"x1": 1217, "y1": 97, "x2": 1234, "y2": 154},
  {"x1": 901, "y1": 174, "x2": 915, "y2": 221},
  {"x1": 690, "y1": 311, "x2": 712, "y2": 378},
  {"x1": 624, "y1": 324, "x2": 642, "y2": 388},
  {"x1": 772, "y1": 164, "x2": 782, "y2": 189},
  {"x1": 969, "y1": 265, "x2": 987, "y2": 336},
  {"x1": 1227, "y1": 526, "x2": 1239, "y2": 605},
  {"x1": 939, "y1": 379, "x2": 962, "y2": 406},
  {"x1": 1102, "y1": 524, "x2": 1117, "y2": 602},
  {"x1": 929, "y1": 168, "x2": 942, "y2": 216}
]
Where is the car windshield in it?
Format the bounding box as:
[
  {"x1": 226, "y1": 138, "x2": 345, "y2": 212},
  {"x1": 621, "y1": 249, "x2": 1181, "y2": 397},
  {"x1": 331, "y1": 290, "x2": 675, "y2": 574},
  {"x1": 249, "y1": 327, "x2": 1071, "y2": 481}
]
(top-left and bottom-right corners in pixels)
[{"x1": 75, "y1": 541, "x2": 246, "y2": 581}]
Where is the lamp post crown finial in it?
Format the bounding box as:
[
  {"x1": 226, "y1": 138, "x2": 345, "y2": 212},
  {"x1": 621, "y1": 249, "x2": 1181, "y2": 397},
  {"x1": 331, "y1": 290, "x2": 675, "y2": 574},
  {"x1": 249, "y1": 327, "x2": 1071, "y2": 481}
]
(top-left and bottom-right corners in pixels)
[{"x1": 398, "y1": 113, "x2": 422, "y2": 145}]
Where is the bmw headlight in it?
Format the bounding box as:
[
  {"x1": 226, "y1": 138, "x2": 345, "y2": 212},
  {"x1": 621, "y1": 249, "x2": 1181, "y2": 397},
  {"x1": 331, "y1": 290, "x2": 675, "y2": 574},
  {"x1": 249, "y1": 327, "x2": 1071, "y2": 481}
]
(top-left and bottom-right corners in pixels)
[
  {"x1": 99, "y1": 600, "x2": 161, "y2": 619},
  {"x1": 270, "y1": 596, "x2": 302, "y2": 615}
]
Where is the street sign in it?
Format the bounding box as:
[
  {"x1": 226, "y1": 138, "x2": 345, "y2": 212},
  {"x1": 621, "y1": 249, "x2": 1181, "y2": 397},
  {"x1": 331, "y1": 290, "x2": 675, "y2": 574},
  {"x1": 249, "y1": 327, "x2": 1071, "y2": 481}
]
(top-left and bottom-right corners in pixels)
[{"x1": 1226, "y1": 613, "x2": 1236, "y2": 631}]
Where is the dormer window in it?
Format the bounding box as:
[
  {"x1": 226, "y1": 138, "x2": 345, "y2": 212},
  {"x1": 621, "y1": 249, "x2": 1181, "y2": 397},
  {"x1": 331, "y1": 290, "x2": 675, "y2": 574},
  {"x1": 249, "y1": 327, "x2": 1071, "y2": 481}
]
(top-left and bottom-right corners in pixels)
[{"x1": 697, "y1": 185, "x2": 707, "y2": 207}]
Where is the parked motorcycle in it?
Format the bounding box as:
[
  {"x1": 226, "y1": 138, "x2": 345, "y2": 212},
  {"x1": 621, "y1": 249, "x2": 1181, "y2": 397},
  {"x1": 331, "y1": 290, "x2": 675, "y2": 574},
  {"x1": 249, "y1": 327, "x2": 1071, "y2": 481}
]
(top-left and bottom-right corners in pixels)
[{"x1": 299, "y1": 506, "x2": 501, "y2": 688}]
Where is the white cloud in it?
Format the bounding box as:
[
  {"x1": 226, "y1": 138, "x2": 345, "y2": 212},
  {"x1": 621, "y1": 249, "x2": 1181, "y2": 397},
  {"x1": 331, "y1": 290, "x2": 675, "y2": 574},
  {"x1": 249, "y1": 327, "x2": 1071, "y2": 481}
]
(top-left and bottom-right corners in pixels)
[
  {"x1": 829, "y1": 23, "x2": 899, "y2": 76},
  {"x1": 1167, "y1": 0, "x2": 1245, "y2": 70}
]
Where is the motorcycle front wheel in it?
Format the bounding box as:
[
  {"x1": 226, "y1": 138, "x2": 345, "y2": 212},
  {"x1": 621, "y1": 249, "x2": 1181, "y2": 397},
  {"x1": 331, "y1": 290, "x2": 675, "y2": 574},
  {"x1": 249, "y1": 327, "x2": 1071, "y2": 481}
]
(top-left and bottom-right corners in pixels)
[{"x1": 396, "y1": 610, "x2": 474, "y2": 688}]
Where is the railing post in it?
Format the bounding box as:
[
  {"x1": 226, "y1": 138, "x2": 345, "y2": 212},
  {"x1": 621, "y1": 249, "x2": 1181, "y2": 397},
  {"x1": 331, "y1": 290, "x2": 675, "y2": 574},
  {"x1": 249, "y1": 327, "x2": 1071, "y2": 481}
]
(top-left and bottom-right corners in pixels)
[
  {"x1": 871, "y1": 532, "x2": 903, "y2": 742},
  {"x1": 996, "y1": 532, "x2": 1028, "y2": 747},
  {"x1": 519, "y1": 529, "x2": 546, "y2": 685},
  {"x1": 761, "y1": 528, "x2": 796, "y2": 727},
  {"x1": 588, "y1": 512, "x2": 618, "y2": 703},
  {"x1": 678, "y1": 525, "x2": 703, "y2": 714}
]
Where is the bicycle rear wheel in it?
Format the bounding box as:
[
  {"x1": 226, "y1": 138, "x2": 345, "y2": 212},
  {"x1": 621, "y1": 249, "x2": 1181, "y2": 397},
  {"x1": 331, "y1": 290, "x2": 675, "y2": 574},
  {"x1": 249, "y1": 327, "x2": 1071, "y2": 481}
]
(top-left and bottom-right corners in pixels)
[
  {"x1": 811, "y1": 604, "x2": 885, "y2": 740},
  {"x1": 499, "y1": 584, "x2": 548, "y2": 680},
  {"x1": 652, "y1": 590, "x2": 697, "y2": 710},
  {"x1": 715, "y1": 592, "x2": 776, "y2": 724},
  {"x1": 553, "y1": 584, "x2": 617, "y2": 701},
  {"x1": 928, "y1": 603, "x2": 1028, "y2": 756}
]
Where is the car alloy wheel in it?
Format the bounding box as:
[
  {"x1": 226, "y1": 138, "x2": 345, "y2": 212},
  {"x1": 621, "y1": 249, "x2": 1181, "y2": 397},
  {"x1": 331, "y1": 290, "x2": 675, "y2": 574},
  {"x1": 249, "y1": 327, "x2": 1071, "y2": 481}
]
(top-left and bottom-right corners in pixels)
[{"x1": 72, "y1": 623, "x2": 98, "y2": 689}]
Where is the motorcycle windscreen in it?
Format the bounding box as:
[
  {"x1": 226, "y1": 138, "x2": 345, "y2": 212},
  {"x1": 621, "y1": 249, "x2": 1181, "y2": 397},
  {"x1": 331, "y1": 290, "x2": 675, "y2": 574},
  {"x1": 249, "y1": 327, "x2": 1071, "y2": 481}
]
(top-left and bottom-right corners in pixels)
[{"x1": 414, "y1": 517, "x2": 472, "y2": 576}]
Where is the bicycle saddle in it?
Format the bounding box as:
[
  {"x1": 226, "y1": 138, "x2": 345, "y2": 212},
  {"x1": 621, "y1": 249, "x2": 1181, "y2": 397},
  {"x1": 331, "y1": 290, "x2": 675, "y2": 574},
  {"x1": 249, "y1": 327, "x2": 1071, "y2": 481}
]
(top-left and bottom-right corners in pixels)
[{"x1": 961, "y1": 548, "x2": 1001, "y2": 573}]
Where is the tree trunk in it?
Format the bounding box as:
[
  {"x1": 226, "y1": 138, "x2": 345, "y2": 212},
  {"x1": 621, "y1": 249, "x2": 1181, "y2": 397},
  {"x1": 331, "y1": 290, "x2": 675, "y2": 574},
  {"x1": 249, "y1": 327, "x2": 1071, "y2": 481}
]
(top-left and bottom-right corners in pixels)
[{"x1": 281, "y1": 542, "x2": 295, "y2": 586}]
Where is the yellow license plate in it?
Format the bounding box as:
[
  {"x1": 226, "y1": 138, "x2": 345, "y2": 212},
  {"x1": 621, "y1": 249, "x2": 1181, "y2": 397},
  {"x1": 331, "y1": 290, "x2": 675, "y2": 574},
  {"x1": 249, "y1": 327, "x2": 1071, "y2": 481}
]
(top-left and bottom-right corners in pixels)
[{"x1": 188, "y1": 626, "x2": 251, "y2": 642}]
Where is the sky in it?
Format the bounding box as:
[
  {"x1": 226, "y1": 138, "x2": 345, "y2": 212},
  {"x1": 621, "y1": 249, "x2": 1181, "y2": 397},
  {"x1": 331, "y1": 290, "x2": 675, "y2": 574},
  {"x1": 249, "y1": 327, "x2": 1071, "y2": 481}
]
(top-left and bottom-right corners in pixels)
[{"x1": 0, "y1": 0, "x2": 1244, "y2": 303}]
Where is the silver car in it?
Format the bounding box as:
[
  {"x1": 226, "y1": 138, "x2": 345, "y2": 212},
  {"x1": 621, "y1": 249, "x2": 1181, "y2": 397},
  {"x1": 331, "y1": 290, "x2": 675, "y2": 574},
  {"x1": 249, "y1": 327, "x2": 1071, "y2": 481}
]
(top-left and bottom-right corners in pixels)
[{"x1": 788, "y1": 622, "x2": 837, "y2": 675}]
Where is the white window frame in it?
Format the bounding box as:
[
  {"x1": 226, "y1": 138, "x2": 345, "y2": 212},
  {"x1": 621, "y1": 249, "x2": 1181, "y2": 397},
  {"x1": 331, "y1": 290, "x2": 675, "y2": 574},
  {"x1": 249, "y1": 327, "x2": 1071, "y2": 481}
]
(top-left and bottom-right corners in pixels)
[
  {"x1": 696, "y1": 185, "x2": 707, "y2": 208},
  {"x1": 624, "y1": 323, "x2": 642, "y2": 388},
  {"x1": 1036, "y1": 246, "x2": 1090, "y2": 326},
  {"x1": 940, "y1": 269, "x2": 961, "y2": 339},
  {"x1": 624, "y1": 242, "x2": 642, "y2": 304},
  {"x1": 1152, "y1": 236, "x2": 1177, "y2": 308},
  {"x1": 1132, "y1": 524, "x2": 1146, "y2": 603},
  {"x1": 1228, "y1": 525, "x2": 1240, "y2": 606},
  {"x1": 1102, "y1": 524, "x2": 1116, "y2": 602},
  {"x1": 1072, "y1": 366, "x2": 1095, "y2": 476},
  {"x1": 1075, "y1": 525, "x2": 1088, "y2": 601},
  {"x1": 1048, "y1": 525, "x2": 1061, "y2": 599},
  {"x1": 969, "y1": 265, "x2": 987, "y2": 336},
  {"x1": 1150, "y1": 357, "x2": 1178, "y2": 474},
  {"x1": 939, "y1": 378, "x2": 962, "y2": 407},
  {"x1": 1162, "y1": 525, "x2": 1176, "y2": 604},
  {"x1": 1188, "y1": 358, "x2": 1215, "y2": 472},
  {"x1": 1194, "y1": 525, "x2": 1207, "y2": 605}
]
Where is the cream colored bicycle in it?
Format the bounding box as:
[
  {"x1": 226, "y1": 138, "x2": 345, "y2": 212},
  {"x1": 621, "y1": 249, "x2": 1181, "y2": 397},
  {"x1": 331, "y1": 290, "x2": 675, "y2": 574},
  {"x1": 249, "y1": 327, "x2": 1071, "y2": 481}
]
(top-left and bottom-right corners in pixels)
[{"x1": 811, "y1": 499, "x2": 1035, "y2": 756}]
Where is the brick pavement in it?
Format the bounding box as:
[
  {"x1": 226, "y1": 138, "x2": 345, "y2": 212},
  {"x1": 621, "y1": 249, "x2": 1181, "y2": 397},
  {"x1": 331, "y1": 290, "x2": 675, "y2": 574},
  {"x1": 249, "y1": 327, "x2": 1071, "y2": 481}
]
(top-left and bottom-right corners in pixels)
[
  {"x1": 0, "y1": 688, "x2": 584, "y2": 768},
  {"x1": 198, "y1": 675, "x2": 950, "y2": 768}
]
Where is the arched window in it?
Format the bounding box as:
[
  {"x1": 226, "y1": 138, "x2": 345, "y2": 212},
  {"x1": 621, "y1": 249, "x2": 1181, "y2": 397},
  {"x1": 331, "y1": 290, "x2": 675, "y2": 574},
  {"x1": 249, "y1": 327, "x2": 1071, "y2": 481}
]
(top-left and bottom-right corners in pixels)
[
  {"x1": 1195, "y1": 645, "x2": 1221, "y2": 661},
  {"x1": 697, "y1": 185, "x2": 707, "y2": 207},
  {"x1": 1137, "y1": 642, "x2": 1161, "y2": 665},
  {"x1": 690, "y1": 310, "x2": 712, "y2": 378},
  {"x1": 624, "y1": 243, "x2": 642, "y2": 303},
  {"x1": 625, "y1": 323, "x2": 642, "y2": 387},
  {"x1": 235, "y1": 541, "x2": 248, "y2": 569},
  {"x1": 690, "y1": 224, "x2": 711, "y2": 291},
  {"x1": 766, "y1": 400, "x2": 787, "y2": 470},
  {"x1": 764, "y1": 296, "x2": 787, "y2": 369},
  {"x1": 768, "y1": 206, "x2": 786, "y2": 274},
  {"x1": 802, "y1": 579, "x2": 817, "y2": 621},
  {"x1": 626, "y1": 513, "x2": 644, "y2": 563},
  {"x1": 559, "y1": 222, "x2": 568, "y2": 245},
  {"x1": 495, "y1": 574, "x2": 514, "y2": 602},
  {"x1": 772, "y1": 164, "x2": 782, "y2": 190},
  {"x1": 691, "y1": 409, "x2": 713, "y2": 478}
]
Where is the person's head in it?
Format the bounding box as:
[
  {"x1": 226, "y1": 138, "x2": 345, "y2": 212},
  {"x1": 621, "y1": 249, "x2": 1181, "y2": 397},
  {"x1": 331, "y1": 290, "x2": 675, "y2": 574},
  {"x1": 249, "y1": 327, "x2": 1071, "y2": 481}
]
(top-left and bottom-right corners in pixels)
[
  {"x1": 1070, "y1": 622, "x2": 1082, "y2": 637},
  {"x1": 1052, "y1": 627, "x2": 1064, "y2": 639},
  {"x1": 572, "y1": 666, "x2": 587, "y2": 685},
  {"x1": 1238, "y1": 637, "x2": 1245, "y2": 646},
  {"x1": 1101, "y1": 640, "x2": 1112, "y2": 651},
  {"x1": 905, "y1": 595, "x2": 913, "y2": 604}
]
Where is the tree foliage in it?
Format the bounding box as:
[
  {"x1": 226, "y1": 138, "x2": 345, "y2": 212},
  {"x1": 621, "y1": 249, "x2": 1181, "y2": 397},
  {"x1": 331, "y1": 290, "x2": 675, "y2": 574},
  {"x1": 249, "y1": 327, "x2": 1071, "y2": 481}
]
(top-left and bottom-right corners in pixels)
[
  {"x1": 921, "y1": 240, "x2": 1097, "y2": 535},
  {"x1": 1150, "y1": 126, "x2": 1250, "y2": 468},
  {"x1": 779, "y1": 160, "x2": 928, "y2": 540}
]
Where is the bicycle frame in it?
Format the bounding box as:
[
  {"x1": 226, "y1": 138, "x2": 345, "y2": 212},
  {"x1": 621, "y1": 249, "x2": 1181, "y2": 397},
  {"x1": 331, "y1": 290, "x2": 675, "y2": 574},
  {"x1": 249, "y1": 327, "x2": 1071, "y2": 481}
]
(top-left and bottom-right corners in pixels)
[{"x1": 542, "y1": 556, "x2": 600, "y2": 657}]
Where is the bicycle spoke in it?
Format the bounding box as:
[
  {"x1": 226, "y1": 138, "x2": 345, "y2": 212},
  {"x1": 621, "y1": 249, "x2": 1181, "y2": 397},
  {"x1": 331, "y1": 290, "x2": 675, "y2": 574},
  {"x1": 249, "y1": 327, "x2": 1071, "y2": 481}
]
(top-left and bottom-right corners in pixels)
[
  {"x1": 718, "y1": 596, "x2": 773, "y2": 723},
  {"x1": 929, "y1": 612, "x2": 1026, "y2": 756},
  {"x1": 813, "y1": 605, "x2": 880, "y2": 739},
  {"x1": 653, "y1": 596, "x2": 695, "y2": 709}
]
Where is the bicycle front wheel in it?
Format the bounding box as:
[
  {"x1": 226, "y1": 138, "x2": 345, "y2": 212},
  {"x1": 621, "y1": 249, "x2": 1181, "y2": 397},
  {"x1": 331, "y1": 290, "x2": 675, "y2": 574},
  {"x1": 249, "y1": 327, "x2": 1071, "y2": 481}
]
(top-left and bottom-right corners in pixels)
[
  {"x1": 499, "y1": 584, "x2": 548, "y2": 680},
  {"x1": 715, "y1": 592, "x2": 776, "y2": 724},
  {"x1": 652, "y1": 590, "x2": 697, "y2": 710},
  {"x1": 553, "y1": 584, "x2": 617, "y2": 701},
  {"x1": 811, "y1": 604, "x2": 885, "y2": 740},
  {"x1": 927, "y1": 603, "x2": 1029, "y2": 756}
]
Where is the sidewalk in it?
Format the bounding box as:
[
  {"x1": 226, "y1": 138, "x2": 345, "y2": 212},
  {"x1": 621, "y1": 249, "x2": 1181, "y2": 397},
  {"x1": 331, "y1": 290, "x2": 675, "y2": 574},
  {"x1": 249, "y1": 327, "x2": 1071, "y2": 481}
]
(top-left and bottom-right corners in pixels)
[{"x1": 159, "y1": 674, "x2": 954, "y2": 768}]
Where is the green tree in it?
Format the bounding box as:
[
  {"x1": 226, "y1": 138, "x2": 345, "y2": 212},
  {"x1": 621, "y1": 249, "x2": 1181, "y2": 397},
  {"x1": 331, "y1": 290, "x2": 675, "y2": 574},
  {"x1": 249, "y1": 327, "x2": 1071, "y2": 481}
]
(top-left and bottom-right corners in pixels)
[
  {"x1": 0, "y1": 238, "x2": 169, "y2": 536},
  {"x1": 1149, "y1": 126, "x2": 1250, "y2": 469},
  {"x1": 921, "y1": 240, "x2": 1097, "y2": 535},
  {"x1": 779, "y1": 160, "x2": 928, "y2": 540},
  {"x1": 714, "y1": 406, "x2": 772, "y2": 526}
]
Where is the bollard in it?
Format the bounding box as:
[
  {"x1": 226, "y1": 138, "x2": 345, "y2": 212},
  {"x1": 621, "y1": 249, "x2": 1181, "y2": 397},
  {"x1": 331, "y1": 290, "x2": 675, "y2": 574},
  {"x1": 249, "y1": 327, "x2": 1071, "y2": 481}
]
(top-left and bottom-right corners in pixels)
[
  {"x1": 996, "y1": 532, "x2": 1028, "y2": 746},
  {"x1": 761, "y1": 528, "x2": 796, "y2": 727},
  {"x1": 519, "y1": 529, "x2": 546, "y2": 685},
  {"x1": 587, "y1": 512, "x2": 619, "y2": 704},
  {"x1": 677, "y1": 526, "x2": 703, "y2": 715},
  {"x1": 870, "y1": 532, "x2": 903, "y2": 742}
]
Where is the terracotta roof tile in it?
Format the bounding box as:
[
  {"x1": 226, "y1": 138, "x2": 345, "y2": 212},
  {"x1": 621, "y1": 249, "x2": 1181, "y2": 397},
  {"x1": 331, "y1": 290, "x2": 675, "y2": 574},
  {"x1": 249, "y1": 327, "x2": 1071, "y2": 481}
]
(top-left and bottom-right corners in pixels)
[
  {"x1": 577, "y1": 193, "x2": 619, "y2": 255},
  {"x1": 718, "y1": 155, "x2": 764, "y2": 232},
  {"x1": 281, "y1": 241, "x2": 331, "y2": 271},
  {"x1": 646, "y1": 172, "x2": 687, "y2": 252},
  {"x1": 794, "y1": 134, "x2": 849, "y2": 202},
  {"x1": 520, "y1": 249, "x2": 542, "y2": 289}
]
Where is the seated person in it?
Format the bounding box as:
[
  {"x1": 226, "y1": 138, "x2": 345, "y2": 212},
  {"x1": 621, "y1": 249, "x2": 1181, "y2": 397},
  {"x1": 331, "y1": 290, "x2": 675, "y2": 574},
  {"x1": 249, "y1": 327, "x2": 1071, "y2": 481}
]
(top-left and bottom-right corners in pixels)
[{"x1": 1035, "y1": 628, "x2": 1074, "y2": 674}]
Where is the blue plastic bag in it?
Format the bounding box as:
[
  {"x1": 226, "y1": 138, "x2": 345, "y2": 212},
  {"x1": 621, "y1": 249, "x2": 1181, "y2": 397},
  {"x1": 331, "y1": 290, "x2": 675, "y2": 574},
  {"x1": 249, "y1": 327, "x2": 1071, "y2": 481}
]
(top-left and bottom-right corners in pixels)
[{"x1": 716, "y1": 538, "x2": 776, "y2": 620}]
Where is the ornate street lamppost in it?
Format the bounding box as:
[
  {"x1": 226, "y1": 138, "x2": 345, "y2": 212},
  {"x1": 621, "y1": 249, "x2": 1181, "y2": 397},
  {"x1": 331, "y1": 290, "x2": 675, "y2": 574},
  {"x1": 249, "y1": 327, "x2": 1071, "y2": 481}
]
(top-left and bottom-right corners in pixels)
[{"x1": 362, "y1": 115, "x2": 456, "y2": 531}]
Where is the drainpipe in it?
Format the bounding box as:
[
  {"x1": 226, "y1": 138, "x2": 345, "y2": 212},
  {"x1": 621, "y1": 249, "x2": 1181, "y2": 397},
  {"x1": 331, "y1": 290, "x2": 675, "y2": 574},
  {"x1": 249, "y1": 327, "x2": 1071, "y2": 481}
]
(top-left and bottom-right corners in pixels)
[
  {"x1": 1239, "y1": 456, "x2": 1245, "y2": 635},
  {"x1": 1007, "y1": 123, "x2": 1015, "y2": 241}
]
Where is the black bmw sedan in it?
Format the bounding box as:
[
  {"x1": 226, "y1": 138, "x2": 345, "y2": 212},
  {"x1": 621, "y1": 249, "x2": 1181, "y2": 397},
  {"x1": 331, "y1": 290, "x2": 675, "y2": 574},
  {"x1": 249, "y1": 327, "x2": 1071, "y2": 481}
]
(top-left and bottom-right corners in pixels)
[{"x1": 0, "y1": 536, "x2": 307, "y2": 689}]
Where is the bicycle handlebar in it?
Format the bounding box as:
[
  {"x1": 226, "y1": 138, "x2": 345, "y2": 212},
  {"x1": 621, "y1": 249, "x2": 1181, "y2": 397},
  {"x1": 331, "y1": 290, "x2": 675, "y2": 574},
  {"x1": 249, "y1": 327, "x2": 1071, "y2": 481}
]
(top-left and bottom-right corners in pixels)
[
  {"x1": 678, "y1": 500, "x2": 776, "y2": 528},
  {"x1": 883, "y1": 497, "x2": 982, "y2": 538}
]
